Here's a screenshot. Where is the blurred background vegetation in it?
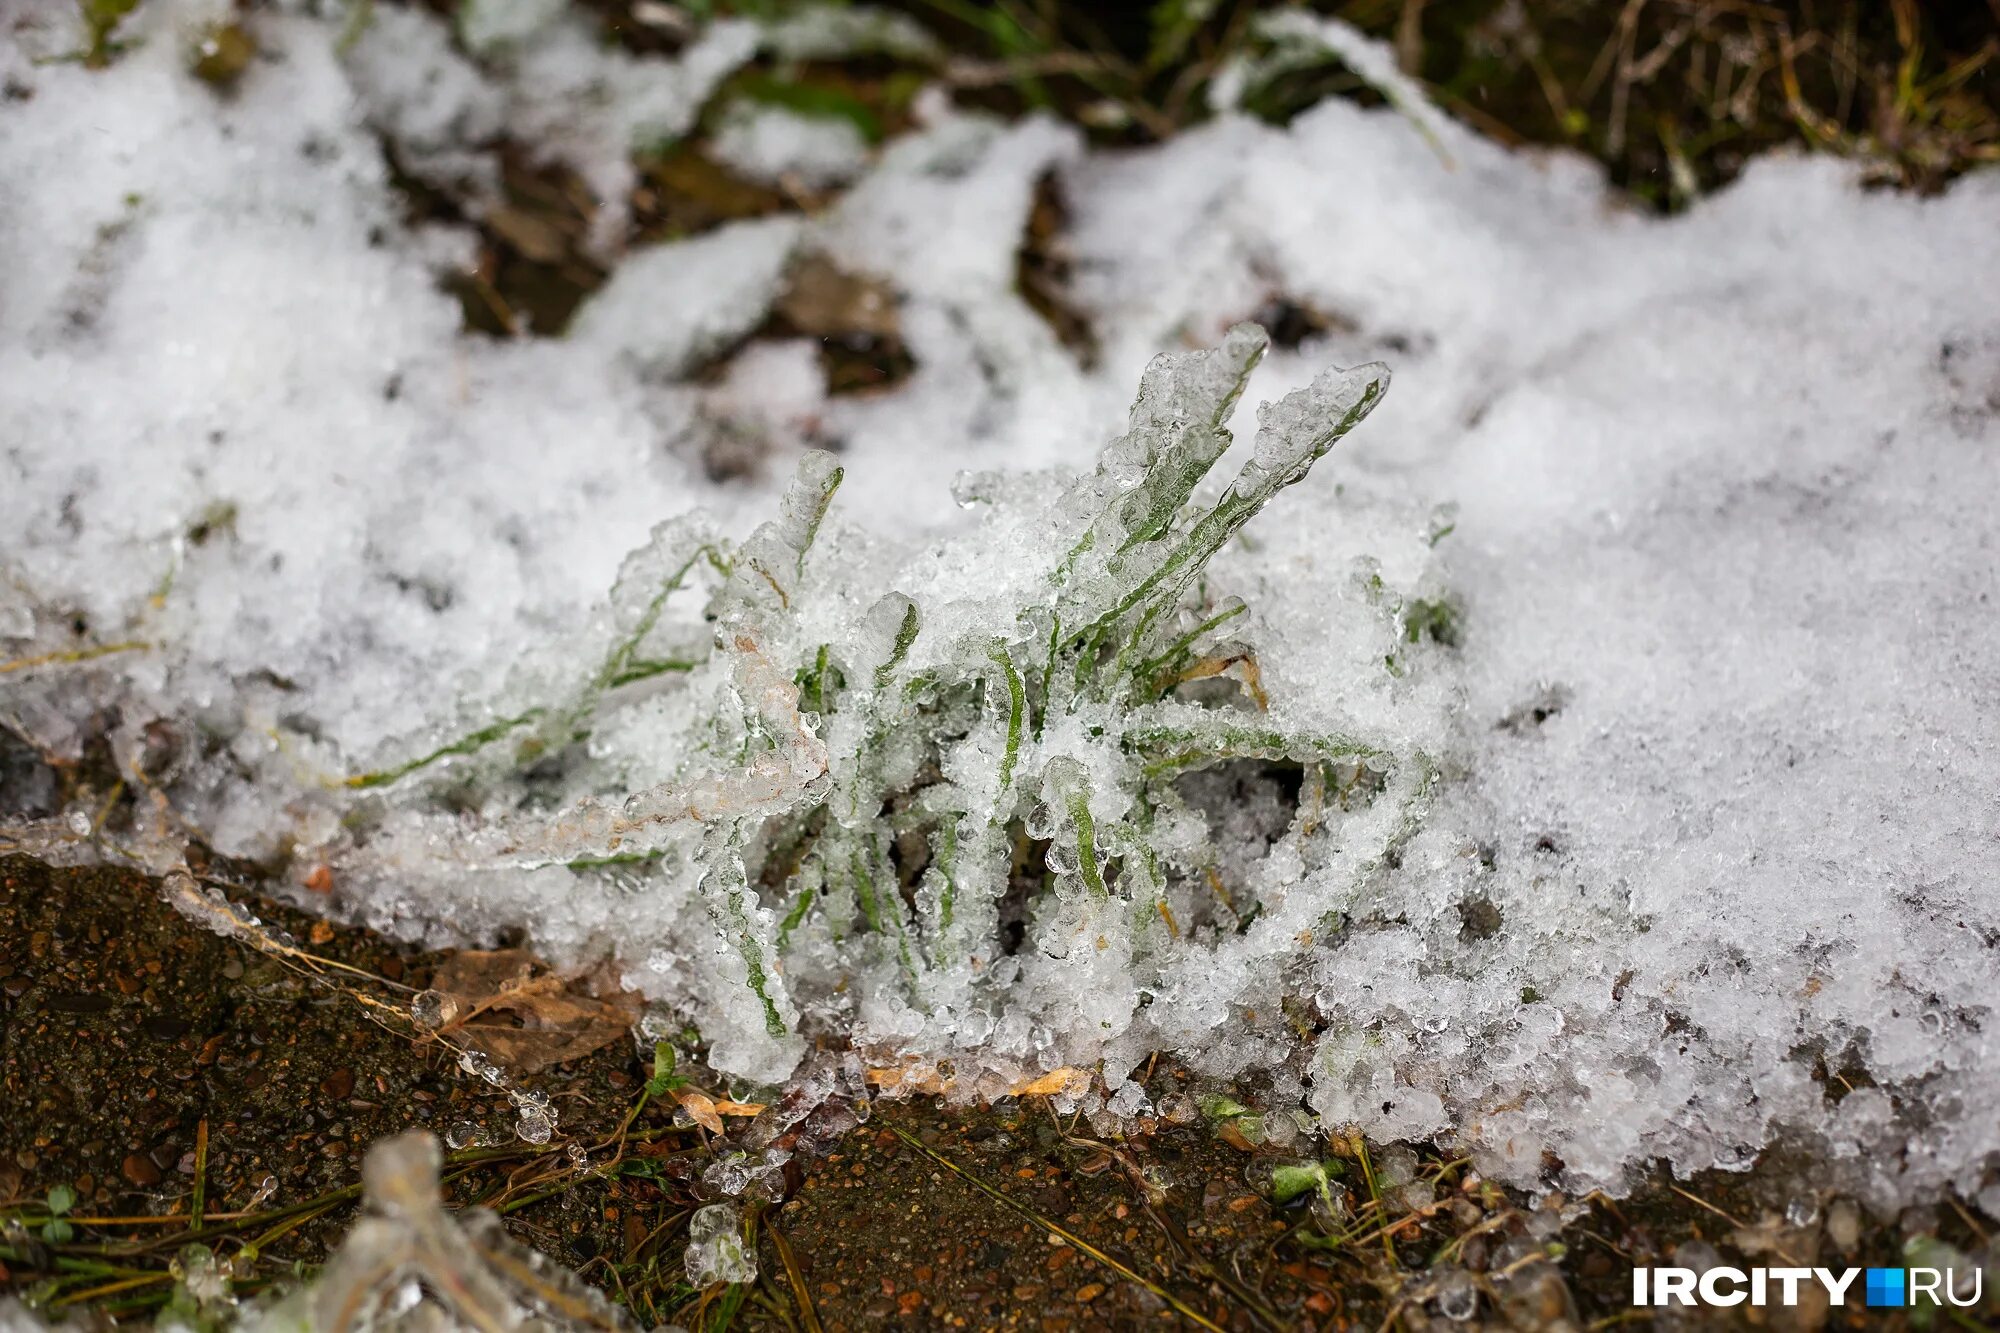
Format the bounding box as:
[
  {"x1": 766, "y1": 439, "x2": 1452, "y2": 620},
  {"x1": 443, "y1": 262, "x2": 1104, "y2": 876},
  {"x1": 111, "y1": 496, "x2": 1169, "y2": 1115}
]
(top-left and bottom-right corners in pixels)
[{"x1": 567, "y1": 0, "x2": 2000, "y2": 205}]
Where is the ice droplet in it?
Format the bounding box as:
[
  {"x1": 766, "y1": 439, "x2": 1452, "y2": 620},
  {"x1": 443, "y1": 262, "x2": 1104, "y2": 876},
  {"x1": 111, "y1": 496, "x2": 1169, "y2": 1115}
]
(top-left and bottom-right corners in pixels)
[
  {"x1": 516, "y1": 1109, "x2": 554, "y2": 1145},
  {"x1": 458, "y1": 1048, "x2": 506, "y2": 1086},
  {"x1": 384, "y1": 1278, "x2": 423, "y2": 1317},
  {"x1": 410, "y1": 989, "x2": 458, "y2": 1031},
  {"x1": 244, "y1": 1175, "x2": 279, "y2": 1210},
  {"x1": 1434, "y1": 1267, "x2": 1478, "y2": 1321}
]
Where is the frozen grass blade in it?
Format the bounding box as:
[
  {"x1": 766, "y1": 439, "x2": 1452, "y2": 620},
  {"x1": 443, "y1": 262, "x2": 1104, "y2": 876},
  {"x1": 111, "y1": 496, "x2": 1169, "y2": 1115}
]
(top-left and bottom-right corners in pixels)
[{"x1": 698, "y1": 831, "x2": 791, "y2": 1040}]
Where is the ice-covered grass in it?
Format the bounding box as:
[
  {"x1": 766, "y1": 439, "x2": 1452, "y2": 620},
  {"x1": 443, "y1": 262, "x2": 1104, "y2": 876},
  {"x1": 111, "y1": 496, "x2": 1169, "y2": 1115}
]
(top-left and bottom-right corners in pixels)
[
  {"x1": 328, "y1": 323, "x2": 1435, "y2": 1103},
  {"x1": 3, "y1": 0, "x2": 1999, "y2": 1217}
]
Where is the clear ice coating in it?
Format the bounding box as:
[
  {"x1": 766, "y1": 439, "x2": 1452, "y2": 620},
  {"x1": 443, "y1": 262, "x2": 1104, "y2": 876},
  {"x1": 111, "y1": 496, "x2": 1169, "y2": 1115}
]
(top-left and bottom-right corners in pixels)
[
  {"x1": 511, "y1": 1089, "x2": 558, "y2": 1145},
  {"x1": 410, "y1": 990, "x2": 458, "y2": 1032}
]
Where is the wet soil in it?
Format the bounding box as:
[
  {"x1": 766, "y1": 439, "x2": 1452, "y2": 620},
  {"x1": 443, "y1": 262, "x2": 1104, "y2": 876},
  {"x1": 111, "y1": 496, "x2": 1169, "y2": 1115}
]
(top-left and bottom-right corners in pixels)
[
  {"x1": 0, "y1": 855, "x2": 642, "y2": 1269},
  {"x1": 3, "y1": 856, "x2": 1995, "y2": 1329}
]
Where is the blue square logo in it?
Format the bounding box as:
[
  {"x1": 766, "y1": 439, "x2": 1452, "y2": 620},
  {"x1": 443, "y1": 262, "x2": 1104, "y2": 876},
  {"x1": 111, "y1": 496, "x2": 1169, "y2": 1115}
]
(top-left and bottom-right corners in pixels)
[{"x1": 1865, "y1": 1268, "x2": 1905, "y2": 1308}]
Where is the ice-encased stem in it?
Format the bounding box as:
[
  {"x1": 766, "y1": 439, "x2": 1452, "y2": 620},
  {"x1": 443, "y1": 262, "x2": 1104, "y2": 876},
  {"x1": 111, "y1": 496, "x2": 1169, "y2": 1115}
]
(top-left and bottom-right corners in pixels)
[
  {"x1": 990, "y1": 643, "x2": 1026, "y2": 790},
  {"x1": 347, "y1": 517, "x2": 724, "y2": 791},
  {"x1": 718, "y1": 449, "x2": 843, "y2": 625},
  {"x1": 1106, "y1": 325, "x2": 1268, "y2": 551},
  {"x1": 1097, "y1": 361, "x2": 1390, "y2": 683},
  {"x1": 396, "y1": 634, "x2": 826, "y2": 870},
  {"x1": 698, "y1": 828, "x2": 793, "y2": 1039},
  {"x1": 1123, "y1": 712, "x2": 1389, "y2": 778},
  {"x1": 1130, "y1": 598, "x2": 1246, "y2": 696},
  {"x1": 597, "y1": 539, "x2": 719, "y2": 690},
  {"x1": 1044, "y1": 757, "x2": 1109, "y2": 901}
]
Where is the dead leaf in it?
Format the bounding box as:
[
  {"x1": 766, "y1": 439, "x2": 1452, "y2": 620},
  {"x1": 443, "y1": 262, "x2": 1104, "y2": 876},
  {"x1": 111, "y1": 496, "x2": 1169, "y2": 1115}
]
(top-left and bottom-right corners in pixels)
[
  {"x1": 635, "y1": 146, "x2": 789, "y2": 237},
  {"x1": 676, "y1": 1088, "x2": 724, "y2": 1135},
  {"x1": 429, "y1": 948, "x2": 641, "y2": 1076},
  {"x1": 484, "y1": 206, "x2": 569, "y2": 264},
  {"x1": 773, "y1": 253, "x2": 914, "y2": 396},
  {"x1": 865, "y1": 1063, "x2": 1089, "y2": 1101},
  {"x1": 777, "y1": 254, "x2": 899, "y2": 338},
  {"x1": 866, "y1": 1064, "x2": 949, "y2": 1095},
  {"x1": 1012, "y1": 1067, "x2": 1085, "y2": 1099},
  {"x1": 1014, "y1": 171, "x2": 1097, "y2": 367},
  {"x1": 1218, "y1": 1120, "x2": 1260, "y2": 1152}
]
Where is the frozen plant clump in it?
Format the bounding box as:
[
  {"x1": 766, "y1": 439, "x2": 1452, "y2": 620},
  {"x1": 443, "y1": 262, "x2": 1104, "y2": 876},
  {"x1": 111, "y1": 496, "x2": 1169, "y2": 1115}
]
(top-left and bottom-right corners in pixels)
[
  {"x1": 332, "y1": 324, "x2": 1453, "y2": 1091},
  {"x1": 684, "y1": 1204, "x2": 757, "y2": 1288},
  {"x1": 698, "y1": 1051, "x2": 873, "y2": 1201}
]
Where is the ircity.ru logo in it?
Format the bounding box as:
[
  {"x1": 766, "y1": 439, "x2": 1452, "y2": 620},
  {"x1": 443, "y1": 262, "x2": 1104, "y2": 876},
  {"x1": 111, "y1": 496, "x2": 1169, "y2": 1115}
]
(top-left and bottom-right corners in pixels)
[{"x1": 1632, "y1": 1265, "x2": 1984, "y2": 1309}]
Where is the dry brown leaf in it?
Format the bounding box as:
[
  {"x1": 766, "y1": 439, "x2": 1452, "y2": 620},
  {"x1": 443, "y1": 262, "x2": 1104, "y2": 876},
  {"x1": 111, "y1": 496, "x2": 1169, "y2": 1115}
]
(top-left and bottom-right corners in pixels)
[
  {"x1": 710, "y1": 1099, "x2": 767, "y2": 1118},
  {"x1": 1012, "y1": 1067, "x2": 1085, "y2": 1099},
  {"x1": 1218, "y1": 1120, "x2": 1260, "y2": 1153},
  {"x1": 864, "y1": 1063, "x2": 1088, "y2": 1100},
  {"x1": 777, "y1": 253, "x2": 899, "y2": 338},
  {"x1": 430, "y1": 948, "x2": 641, "y2": 1076},
  {"x1": 484, "y1": 206, "x2": 569, "y2": 264},
  {"x1": 636, "y1": 147, "x2": 789, "y2": 236},
  {"x1": 866, "y1": 1065, "x2": 949, "y2": 1095},
  {"x1": 676, "y1": 1088, "x2": 725, "y2": 1135}
]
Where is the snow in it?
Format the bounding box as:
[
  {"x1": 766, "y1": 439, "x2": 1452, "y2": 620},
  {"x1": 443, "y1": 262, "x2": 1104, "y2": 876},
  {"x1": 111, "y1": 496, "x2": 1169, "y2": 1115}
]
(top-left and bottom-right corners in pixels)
[
  {"x1": 2, "y1": 0, "x2": 1998, "y2": 1217},
  {"x1": 708, "y1": 101, "x2": 873, "y2": 190}
]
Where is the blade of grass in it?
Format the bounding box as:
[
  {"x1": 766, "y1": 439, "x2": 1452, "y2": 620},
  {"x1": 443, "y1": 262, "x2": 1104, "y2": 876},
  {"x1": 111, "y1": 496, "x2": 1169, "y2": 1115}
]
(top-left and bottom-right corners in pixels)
[
  {"x1": 764, "y1": 1215, "x2": 823, "y2": 1333},
  {"x1": 343, "y1": 708, "x2": 546, "y2": 789},
  {"x1": 0, "y1": 640, "x2": 149, "y2": 675},
  {"x1": 1349, "y1": 1130, "x2": 1396, "y2": 1267},
  {"x1": 50, "y1": 1273, "x2": 174, "y2": 1308},
  {"x1": 189, "y1": 1119, "x2": 209, "y2": 1230}
]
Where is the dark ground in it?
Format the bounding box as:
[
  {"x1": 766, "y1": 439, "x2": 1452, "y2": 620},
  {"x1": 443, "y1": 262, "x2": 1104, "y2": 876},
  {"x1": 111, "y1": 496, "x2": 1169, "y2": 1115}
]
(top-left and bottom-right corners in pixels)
[{"x1": 2, "y1": 856, "x2": 1995, "y2": 1329}]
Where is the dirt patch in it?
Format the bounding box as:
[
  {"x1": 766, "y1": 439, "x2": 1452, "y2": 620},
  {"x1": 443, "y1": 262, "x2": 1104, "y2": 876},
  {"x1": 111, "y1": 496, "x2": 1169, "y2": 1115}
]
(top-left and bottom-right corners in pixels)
[
  {"x1": 0, "y1": 854, "x2": 647, "y2": 1314},
  {"x1": 5, "y1": 855, "x2": 1995, "y2": 1327}
]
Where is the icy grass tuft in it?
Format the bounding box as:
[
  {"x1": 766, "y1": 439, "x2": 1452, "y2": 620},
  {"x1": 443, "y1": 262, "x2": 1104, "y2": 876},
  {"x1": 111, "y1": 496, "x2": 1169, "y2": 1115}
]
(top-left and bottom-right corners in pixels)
[{"x1": 330, "y1": 324, "x2": 1439, "y2": 1094}]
